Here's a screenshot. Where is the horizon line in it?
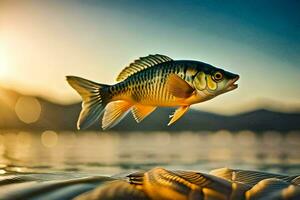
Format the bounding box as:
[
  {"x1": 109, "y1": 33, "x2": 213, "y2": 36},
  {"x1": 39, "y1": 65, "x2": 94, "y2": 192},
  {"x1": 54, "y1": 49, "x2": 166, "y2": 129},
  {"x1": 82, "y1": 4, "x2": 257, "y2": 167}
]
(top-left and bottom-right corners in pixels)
[{"x1": 1, "y1": 84, "x2": 300, "y2": 116}]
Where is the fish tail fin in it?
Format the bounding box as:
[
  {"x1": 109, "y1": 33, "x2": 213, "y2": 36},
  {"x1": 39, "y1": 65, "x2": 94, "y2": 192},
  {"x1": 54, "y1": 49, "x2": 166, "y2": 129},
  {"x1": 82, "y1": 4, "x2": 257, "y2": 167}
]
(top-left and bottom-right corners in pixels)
[{"x1": 66, "y1": 76, "x2": 111, "y2": 130}]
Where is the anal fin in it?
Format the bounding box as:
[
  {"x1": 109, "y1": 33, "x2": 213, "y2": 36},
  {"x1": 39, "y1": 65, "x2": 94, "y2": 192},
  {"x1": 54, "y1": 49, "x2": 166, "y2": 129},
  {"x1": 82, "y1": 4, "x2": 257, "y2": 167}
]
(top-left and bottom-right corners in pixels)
[
  {"x1": 132, "y1": 105, "x2": 156, "y2": 123},
  {"x1": 102, "y1": 101, "x2": 132, "y2": 130},
  {"x1": 168, "y1": 106, "x2": 189, "y2": 126}
]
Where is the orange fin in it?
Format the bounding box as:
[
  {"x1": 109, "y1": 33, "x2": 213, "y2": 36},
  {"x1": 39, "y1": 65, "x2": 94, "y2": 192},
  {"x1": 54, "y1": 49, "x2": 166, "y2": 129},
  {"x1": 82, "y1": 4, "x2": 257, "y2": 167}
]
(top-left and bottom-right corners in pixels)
[
  {"x1": 166, "y1": 74, "x2": 194, "y2": 98},
  {"x1": 168, "y1": 106, "x2": 189, "y2": 126},
  {"x1": 132, "y1": 105, "x2": 157, "y2": 123},
  {"x1": 102, "y1": 101, "x2": 132, "y2": 130}
]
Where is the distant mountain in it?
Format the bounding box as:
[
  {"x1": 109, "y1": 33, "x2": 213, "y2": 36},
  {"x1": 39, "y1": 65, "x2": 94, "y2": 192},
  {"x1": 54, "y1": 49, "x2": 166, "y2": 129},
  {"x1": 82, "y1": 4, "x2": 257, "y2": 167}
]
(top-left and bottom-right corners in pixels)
[{"x1": 0, "y1": 87, "x2": 299, "y2": 132}]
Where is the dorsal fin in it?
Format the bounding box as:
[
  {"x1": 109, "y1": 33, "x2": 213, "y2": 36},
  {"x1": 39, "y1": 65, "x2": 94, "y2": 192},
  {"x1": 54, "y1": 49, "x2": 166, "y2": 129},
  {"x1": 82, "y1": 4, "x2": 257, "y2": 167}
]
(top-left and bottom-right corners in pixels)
[{"x1": 116, "y1": 54, "x2": 173, "y2": 82}]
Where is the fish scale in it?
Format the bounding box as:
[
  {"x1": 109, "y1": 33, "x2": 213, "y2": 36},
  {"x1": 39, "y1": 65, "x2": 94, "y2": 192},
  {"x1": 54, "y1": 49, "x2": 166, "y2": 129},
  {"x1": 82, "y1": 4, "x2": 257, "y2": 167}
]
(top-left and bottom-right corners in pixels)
[
  {"x1": 115, "y1": 64, "x2": 181, "y2": 105},
  {"x1": 123, "y1": 64, "x2": 188, "y2": 105}
]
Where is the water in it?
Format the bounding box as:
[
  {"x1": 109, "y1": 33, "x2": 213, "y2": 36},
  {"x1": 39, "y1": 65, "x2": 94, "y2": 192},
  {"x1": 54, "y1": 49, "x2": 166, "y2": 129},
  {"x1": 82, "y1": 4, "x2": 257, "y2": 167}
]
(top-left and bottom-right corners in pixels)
[{"x1": 0, "y1": 130, "x2": 300, "y2": 177}]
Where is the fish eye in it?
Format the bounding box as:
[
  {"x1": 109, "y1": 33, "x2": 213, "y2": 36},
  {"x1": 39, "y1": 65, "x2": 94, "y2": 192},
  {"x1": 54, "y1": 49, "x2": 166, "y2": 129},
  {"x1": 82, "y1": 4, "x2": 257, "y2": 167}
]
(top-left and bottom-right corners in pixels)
[{"x1": 213, "y1": 71, "x2": 223, "y2": 81}]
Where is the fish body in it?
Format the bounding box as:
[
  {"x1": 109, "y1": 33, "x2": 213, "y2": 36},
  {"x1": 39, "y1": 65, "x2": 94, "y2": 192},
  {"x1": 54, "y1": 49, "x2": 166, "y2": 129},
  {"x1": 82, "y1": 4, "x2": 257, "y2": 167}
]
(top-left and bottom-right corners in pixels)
[
  {"x1": 111, "y1": 61, "x2": 204, "y2": 106},
  {"x1": 67, "y1": 54, "x2": 239, "y2": 130}
]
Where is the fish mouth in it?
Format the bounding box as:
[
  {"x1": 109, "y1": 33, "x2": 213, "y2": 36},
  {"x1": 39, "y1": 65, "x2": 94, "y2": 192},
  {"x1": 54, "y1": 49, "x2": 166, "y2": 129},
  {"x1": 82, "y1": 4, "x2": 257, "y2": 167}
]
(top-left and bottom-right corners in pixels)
[{"x1": 226, "y1": 75, "x2": 239, "y2": 91}]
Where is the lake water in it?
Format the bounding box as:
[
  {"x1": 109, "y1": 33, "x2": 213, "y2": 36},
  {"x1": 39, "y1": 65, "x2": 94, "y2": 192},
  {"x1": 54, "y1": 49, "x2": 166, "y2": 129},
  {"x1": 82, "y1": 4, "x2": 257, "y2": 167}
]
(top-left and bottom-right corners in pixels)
[{"x1": 0, "y1": 130, "x2": 300, "y2": 177}]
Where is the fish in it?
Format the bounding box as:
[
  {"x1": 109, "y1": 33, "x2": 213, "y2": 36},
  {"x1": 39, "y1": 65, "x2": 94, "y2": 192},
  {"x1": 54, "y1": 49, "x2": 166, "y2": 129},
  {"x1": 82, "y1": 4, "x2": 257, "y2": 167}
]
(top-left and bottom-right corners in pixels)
[{"x1": 66, "y1": 54, "x2": 239, "y2": 130}]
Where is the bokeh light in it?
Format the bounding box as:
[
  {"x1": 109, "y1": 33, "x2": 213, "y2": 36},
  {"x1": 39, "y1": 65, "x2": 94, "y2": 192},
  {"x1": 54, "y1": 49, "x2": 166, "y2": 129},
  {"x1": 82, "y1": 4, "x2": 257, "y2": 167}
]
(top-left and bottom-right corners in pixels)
[
  {"x1": 211, "y1": 130, "x2": 233, "y2": 145},
  {"x1": 41, "y1": 130, "x2": 58, "y2": 148},
  {"x1": 236, "y1": 130, "x2": 256, "y2": 146},
  {"x1": 17, "y1": 131, "x2": 32, "y2": 147},
  {"x1": 286, "y1": 131, "x2": 300, "y2": 146},
  {"x1": 15, "y1": 97, "x2": 41, "y2": 123},
  {"x1": 263, "y1": 131, "x2": 282, "y2": 146}
]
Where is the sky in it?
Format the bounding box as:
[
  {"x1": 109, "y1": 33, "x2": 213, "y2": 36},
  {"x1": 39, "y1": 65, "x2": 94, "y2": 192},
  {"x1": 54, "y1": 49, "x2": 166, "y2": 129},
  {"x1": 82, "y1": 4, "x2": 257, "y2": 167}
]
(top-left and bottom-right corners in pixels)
[{"x1": 0, "y1": 0, "x2": 299, "y2": 114}]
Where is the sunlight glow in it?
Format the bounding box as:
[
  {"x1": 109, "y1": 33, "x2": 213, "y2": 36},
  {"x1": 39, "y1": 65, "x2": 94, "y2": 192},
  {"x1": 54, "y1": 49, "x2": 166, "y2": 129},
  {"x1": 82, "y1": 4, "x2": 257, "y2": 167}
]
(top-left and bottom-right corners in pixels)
[
  {"x1": 0, "y1": 34, "x2": 9, "y2": 78},
  {"x1": 0, "y1": 49, "x2": 8, "y2": 79},
  {"x1": 0, "y1": 87, "x2": 16, "y2": 110},
  {"x1": 0, "y1": 1, "x2": 298, "y2": 115},
  {"x1": 0, "y1": 66, "x2": 5, "y2": 78}
]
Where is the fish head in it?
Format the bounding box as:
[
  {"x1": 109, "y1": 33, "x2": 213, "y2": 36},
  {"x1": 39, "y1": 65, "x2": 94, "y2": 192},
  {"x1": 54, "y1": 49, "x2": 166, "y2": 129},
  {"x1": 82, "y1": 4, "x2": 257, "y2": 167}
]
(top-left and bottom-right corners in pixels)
[{"x1": 193, "y1": 66, "x2": 239, "y2": 98}]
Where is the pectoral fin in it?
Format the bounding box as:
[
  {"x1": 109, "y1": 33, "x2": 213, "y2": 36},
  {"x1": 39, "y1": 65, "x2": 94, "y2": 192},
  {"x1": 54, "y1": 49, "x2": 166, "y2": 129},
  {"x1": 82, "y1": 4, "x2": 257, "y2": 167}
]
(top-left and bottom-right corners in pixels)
[
  {"x1": 132, "y1": 105, "x2": 157, "y2": 123},
  {"x1": 166, "y1": 74, "x2": 194, "y2": 98},
  {"x1": 168, "y1": 106, "x2": 189, "y2": 126},
  {"x1": 102, "y1": 101, "x2": 132, "y2": 130}
]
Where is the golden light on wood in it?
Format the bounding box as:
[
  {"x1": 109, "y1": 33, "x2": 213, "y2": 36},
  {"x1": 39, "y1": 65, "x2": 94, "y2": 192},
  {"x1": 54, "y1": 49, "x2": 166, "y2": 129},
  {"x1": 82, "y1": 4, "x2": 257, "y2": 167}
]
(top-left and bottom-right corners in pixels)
[{"x1": 15, "y1": 97, "x2": 41, "y2": 124}]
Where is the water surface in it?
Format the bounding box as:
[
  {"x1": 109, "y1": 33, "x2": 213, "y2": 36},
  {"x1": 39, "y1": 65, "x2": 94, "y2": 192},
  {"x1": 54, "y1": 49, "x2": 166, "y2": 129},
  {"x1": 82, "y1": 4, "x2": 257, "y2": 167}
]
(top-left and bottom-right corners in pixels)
[{"x1": 0, "y1": 131, "x2": 299, "y2": 177}]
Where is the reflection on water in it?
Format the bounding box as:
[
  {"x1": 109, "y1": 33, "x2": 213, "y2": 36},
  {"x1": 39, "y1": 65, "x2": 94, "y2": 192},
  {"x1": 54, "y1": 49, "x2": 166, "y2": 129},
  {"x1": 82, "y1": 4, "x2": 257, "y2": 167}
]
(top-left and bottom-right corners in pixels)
[{"x1": 0, "y1": 131, "x2": 299, "y2": 176}]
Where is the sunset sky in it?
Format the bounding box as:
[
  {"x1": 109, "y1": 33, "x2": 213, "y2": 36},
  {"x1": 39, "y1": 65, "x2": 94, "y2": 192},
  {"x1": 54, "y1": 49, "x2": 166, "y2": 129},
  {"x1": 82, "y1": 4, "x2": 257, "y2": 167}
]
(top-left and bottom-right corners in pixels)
[{"x1": 0, "y1": 0, "x2": 299, "y2": 114}]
